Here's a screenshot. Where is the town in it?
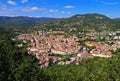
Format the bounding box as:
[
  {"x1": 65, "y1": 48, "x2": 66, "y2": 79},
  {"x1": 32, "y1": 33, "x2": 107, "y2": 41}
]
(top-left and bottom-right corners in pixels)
[{"x1": 15, "y1": 30, "x2": 120, "y2": 69}]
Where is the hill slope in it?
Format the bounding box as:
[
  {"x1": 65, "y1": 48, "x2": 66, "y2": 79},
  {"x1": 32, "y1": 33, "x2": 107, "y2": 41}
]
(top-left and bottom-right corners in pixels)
[
  {"x1": 113, "y1": 18, "x2": 120, "y2": 21},
  {"x1": 0, "y1": 16, "x2": 59, "y2": 28},
  {"x1": 34, "y1": 13, "x2": 120, "y2": 32}
]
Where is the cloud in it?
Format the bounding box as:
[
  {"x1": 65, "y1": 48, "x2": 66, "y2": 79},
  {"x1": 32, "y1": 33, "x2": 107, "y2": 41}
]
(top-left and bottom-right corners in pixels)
[
  {"x1": 60, "y1": 11, "x2": 71, "y2": 14},
  {"x1": 0, "y1": 10, "x2": 16, "y2": 17},
  {"x1": 7, "y1": 0, "x2": 17, "y2": 6},
  {"x1": 67, "y1": 11, "x2": 71, "y2": 14},
  {"x1": 0, "y1": 3, "x2": 6, "y2": 10},
  {"x1": 61, "y1": 11, "x2": 65, "y2": 14},
  {"x1": 64, "y1": 5, "x2": 75, "y2": 8},
  {"x1": 31, "y1": 7, "x2": 39, "y2": 11},
  {"x1": 21, "y1": 0, "x2": 28, "y2": 3},
  {"x1": 101, "y1": 1, "x2": 120, "y2": 5},
  {"x1": 96, "y1": 0, "x2": 120, "y2": 5},
  {"x1": 49, "y1": 9, "x2": 58, "y2": 12},
  {"x1": 22, "y1": 7, "x2": 39, "y2": 12},
  {"x1": 22, "y1": 6, "x2": 46, "y2": 12}
]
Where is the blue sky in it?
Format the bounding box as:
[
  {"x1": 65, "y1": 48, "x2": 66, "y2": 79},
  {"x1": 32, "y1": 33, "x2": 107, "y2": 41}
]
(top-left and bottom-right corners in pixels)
[{"x1": 0, "y1": 0, "x2": 120, "y2": 18}]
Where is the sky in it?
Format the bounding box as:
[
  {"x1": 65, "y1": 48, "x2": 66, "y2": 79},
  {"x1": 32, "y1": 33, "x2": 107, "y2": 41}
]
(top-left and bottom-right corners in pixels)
[{"x1": 0, "y1": 0, "x2": 120, "y2": 18}]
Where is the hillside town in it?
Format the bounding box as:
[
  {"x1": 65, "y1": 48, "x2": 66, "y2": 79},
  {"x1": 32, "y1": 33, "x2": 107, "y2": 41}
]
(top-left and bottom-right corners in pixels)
[{"x1": 15, "y1": 30, "x2": 120, "y2": 69}]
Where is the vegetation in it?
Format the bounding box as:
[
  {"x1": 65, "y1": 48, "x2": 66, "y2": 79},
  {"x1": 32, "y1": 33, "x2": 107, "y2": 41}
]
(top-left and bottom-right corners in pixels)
[
  {"x1": 45, "y1": 54, "x2": 120, "y2": 81},
  {"x1": 33, "y1": 14, "x2": 120, "y2": 33},
  {"x1": 0, "y1": 27, "x2": 120, "y2": 81},
  {"x1": 0, "y1": 14, "x2": 120, "y2": 81},
  {"x1": 0, "y1": 16, "x2": 59, "y2": 28},
  {"x1": 0, "y1": 28, "x2": 49, "y2": 81}
]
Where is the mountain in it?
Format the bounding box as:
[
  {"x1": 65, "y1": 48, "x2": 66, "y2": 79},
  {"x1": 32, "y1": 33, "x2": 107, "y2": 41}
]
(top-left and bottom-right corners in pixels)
[
  {"x1": 34, "y1": 13, "x2": 120, "y2": 32},
  {"x1": 70, "y1": 13, "x2": 109, "y2": 19},
  {"x1": 0, "y1": 16, "x2": 60, "y2": 28},
  {"x1": 113, "y1": 18, "x2": 120, "y2": 21},
  {"x1": 1, "y1": 14, "x2": 120, "y2": 30}
]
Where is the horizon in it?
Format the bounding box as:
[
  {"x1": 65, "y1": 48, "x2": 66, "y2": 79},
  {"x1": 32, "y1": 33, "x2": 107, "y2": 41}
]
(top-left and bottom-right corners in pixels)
[
  {"x1": 0, "y1": 13, "x2": 119, "y2": 19},
  {"x1": 0, "y1": 0, "x2": 120, "y2": 18}
]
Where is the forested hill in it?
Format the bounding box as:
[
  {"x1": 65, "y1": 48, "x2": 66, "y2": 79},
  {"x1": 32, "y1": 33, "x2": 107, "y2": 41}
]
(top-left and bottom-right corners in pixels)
[
  {"x1": 0, "y1": 14, "x2": 120, "y2": 81},
  {"x1": 0, "y1": 27, "x2": 120, "y2": 81},
  {"x1": 0, "y1": 14, "x2": 120, "y2": 29},
  {"x1": 34, "y1": 13, "x2": 120, "y2": 31},
  {"x1": 70, "y1": 14, "x2": 110, "y2": 20},
  {"x1": 0, "y1": 16, "x2": 60, "y2": 28},
  {"x1": 113, "y1": 18, "x2": 120, "y2": 21}
]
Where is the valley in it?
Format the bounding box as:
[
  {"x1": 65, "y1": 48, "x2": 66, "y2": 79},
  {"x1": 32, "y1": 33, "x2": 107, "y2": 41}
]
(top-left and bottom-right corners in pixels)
[{"x1": 0, "y1": 13, "x2": 120, "y2": 81}]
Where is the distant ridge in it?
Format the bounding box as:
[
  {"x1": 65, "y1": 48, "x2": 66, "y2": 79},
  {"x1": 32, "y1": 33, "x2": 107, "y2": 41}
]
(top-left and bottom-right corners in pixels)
[
  {"x1": 34, "y1": 13, "x2": 120, "y2": 31},
  {"x1": 68, "y1": 13, "x2": 110, "y2": 22},
  {"x1": 0, "y1": 16, "x2": 60, "y2": 28},
  {"x1": 0, "y1": 13, "x2": 119, "y2": 29},
  {"x1": 70, "y1": 13, "x2": 109, "y2": 19},
  {"x1": 113, "y1": 18, "x2": 120, "y2": 21}
]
